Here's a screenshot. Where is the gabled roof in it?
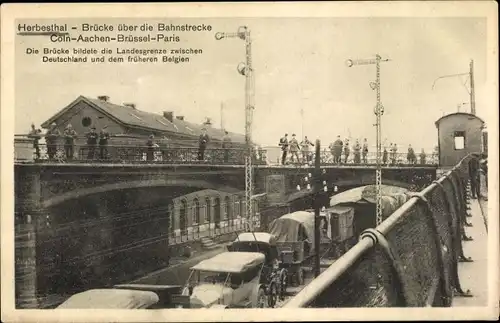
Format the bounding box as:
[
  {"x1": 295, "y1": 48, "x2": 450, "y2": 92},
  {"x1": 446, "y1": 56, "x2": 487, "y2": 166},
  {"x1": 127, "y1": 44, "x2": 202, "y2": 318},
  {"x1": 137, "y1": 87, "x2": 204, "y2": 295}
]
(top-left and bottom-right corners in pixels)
[
  {"x1": 435, "y1": 112, "x2": 485, "y2": 128},
  {"x1": 41, "y1": 95, "x2": 247, "y2": 143}
]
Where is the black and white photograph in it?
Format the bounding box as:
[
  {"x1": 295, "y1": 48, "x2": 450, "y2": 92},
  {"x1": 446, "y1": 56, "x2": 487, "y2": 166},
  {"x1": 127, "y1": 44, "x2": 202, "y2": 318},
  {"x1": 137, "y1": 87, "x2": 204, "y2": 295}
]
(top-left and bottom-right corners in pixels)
[{"x1": 1, "y1": 2, "x2": 498, "y2": 322}]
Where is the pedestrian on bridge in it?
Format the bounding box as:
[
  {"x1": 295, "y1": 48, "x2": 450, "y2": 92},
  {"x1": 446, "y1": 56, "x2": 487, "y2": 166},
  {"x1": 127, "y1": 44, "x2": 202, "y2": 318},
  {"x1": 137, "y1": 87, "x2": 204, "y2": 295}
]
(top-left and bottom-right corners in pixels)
[
  {"x1": 45, "y1": 123, "x2": 61, "y2": 161},
  {"x1": 353, "y1": 140, "x2": 361, "y2": 164},
  {"x1": 383, "y1": 146, "x2": 388, "y2": 165},
  {"x1": 222, "y1": 131, "x2": 232, "y2": 163},
  {"x1": 28, "y1": 123, "x2": 42, "y2": 160},
  {"x1": 300, "y1": 136, "x2": 314, "y2": 163},
  {"x1": 99, "y1": 126, "x2": 110, "y2": 160},
  {"x1": 468, "y1": 155, "x2": 481, "y2": 199},
  {"x1": 279, "y1": 133, "x2": 289, "y2": 165},
  {"x1": 407, "y1": 144, "x2": 416, "y2": 164},
  {"x1": 198, "y1": 128, "x2": 210, "y2": 161},
  {"x1": 362, "y1": 138, "x2": 369, "y2": 164},
  {"x1": 390, "y1": 143, "x2": 398, "y2": 165},
  {"x1": 343, "y1": 139, "x2": 350, "y2": 164},
  {"x1": 289, "y1": 134, "x2": 300, "y2": 164},
  {"x1": 331, "y1": 135, "x2": 343, "y2": 164},
  {"x1": 86, "y1": 126, "x2": 98, "y2": 160},
  {"x1": 63, "y1": 124, "x2": 77, "y2": 161},
  {"x1": 419, "y1": 149, "x2": 427, "y2": 165}
]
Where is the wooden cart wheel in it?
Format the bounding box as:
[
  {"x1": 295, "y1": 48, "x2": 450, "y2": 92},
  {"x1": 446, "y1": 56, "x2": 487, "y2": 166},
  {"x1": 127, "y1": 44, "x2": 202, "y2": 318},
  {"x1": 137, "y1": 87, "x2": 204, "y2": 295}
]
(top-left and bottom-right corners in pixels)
[
  {"x1": 297, "y1": 268, "x2": 305, "y2": 285},
  {"x1": 279, "y1": 269, "x2": 288, "y2": 300},
  {"x1": 256, "y1": 288, "x2": 267, "y2": 308},
  {"x1": 268, "y1": 282, "x2": 278, "y2": 308}
]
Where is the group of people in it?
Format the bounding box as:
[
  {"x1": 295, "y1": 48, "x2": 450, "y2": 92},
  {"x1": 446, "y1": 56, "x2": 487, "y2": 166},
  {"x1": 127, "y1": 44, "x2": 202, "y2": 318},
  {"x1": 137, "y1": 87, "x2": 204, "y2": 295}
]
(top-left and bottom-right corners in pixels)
[
  {"x1": 278, "y1": 133, "x2": 433, "y2": 166},
  {"x1": 278, "y1": 133, "x2": 315, "y2": 165},
  {"x1": 28, "y1": 122, "x2": 111, "y2": 161}
]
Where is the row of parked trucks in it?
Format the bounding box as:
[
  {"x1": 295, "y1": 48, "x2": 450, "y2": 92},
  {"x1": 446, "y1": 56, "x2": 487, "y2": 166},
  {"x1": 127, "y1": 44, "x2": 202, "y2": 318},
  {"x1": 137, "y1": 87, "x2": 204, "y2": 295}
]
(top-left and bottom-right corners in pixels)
[{"x1": 57, "y1": 185, "x2": 410, "y2": 309}]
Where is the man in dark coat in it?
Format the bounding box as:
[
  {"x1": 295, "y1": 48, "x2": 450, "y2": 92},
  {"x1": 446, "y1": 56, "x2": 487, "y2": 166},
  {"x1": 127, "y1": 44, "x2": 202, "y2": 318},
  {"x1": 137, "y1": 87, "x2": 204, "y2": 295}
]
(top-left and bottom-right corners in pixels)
[
  {"x1": 28, "y1": 123, "x2": 42, "y2": 160},
  {"x1": 45, "y1": 122, "x2": 60, "y2": 160},
  {"x1": 86, "y1": 126, "x2": 98, "y2": 160},
  {"x1": 198, "y1": 128, "x2": 209, "y2": 161},
  {"x1": 146, "y1": 134, "x2": 155, "y2": 162},
  {"x1": 279, "y1": 133, "x2": 289, "y2": 165},
  {"x1": 468, "y1": 155, "x2": 481, "y2": 199},
  {"x1": 99, "y1": 126, "x2": 110, "y2": 160},
  {"x1": 63, "y1": 124, "x2": 78, "y2": 161}
]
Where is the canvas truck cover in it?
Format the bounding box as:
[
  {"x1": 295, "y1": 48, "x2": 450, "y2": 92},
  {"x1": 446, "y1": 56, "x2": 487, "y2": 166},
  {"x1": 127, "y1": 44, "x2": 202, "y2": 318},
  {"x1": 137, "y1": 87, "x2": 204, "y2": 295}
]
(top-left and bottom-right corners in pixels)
[
  {"x1": 57, "y1": 289, "x2": 159, "y2": 309},
  {"x1": 269, "y1": 211, "x2": 315, "y2": 253},
  {"x1": 191, "y1": 252, "x2": 265, "y2": 273}
]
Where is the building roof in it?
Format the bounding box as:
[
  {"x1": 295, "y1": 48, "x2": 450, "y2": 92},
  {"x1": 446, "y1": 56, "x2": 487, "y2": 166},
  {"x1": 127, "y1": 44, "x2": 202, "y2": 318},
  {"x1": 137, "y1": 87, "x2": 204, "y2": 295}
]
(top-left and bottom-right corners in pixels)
[
  {"x1": 435, "y1": 112, "x2": 485, "y2": 128},
  {"x1": 41, "y1": 95, "x2": 247, "y2": 143},
  {"x1": 190, "y1": 252, "x2": 265, "y2": 273}
]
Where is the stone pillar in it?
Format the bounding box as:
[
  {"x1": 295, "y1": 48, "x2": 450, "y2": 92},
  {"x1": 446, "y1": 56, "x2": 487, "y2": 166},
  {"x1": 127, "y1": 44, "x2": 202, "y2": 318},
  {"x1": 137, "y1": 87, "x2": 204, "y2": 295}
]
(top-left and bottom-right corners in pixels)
[{"x1": 15, "y1": 167, "x2": 42, "y2": 308}]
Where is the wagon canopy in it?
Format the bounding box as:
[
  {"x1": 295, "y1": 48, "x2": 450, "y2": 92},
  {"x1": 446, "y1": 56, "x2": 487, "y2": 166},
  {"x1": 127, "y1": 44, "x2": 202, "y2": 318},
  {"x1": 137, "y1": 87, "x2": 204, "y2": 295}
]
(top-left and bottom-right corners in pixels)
[
  {"x1": 329, "y1": 184, "x2": 409, "y2": 207},
  {"x1": 269, "y1": 211, "x2": 315, "y2": 245},
  {"x1": 234, "y1": 232, "x2": 276, "y2": 244},
  {"x1": 56, "y1": 289, "x2": 159, "y2": 309},
  {"x1": 191, "y1": 251, "x2": 265, "y2": 273}
]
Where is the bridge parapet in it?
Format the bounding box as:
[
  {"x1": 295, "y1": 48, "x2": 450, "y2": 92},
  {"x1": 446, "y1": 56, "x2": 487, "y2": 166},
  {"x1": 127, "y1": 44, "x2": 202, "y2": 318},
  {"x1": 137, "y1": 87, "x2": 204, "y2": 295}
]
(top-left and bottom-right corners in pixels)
[{"x1": 284, "y1": 153, "x2": 476, "y2": 308}]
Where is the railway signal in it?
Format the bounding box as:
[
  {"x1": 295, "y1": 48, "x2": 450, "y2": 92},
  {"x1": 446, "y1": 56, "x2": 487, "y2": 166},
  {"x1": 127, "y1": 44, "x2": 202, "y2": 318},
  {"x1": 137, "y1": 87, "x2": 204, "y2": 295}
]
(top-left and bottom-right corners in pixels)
[
  {"x1": 346, "y1": 55, "x2": 391, "y2": 227},
  {"x1": 215, "y1": 26, "x2": 256, "y2": 230}
]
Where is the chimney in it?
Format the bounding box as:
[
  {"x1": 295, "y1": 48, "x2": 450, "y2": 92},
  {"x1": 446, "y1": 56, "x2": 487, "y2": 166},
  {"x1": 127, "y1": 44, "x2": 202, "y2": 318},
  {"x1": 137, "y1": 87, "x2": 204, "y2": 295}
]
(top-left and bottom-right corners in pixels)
[
  {"x1": 176, "y1": 116, "x2": 184, "y2": 121},
  {"x1": 123, "y1": 103, "x2": 136, "y2": 109},
  {"x1": 203, "y1": 117, "x2": 212, "y2": 127},
  {"x1": 97, "y1": 95, "x2": 110, "y2": 102},
  {"x1": 163, "y1": 111, "x2": 174, "y2": 122}
]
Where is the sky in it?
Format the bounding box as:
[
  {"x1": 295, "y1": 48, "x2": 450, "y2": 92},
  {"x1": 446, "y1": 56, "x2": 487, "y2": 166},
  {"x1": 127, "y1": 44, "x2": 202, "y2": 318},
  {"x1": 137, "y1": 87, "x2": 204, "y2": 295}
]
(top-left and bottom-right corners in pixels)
[{"x1": 15, "y1": 17, "x2": 489, "y2": 150}]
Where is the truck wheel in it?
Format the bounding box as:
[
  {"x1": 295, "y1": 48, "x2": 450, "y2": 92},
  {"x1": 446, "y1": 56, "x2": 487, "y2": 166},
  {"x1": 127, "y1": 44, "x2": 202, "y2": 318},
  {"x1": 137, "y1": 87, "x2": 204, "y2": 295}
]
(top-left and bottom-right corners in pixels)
[
  {"x1": 279, "y1": 269, "x2": 288, "y2": 300},
  {"x1": 297, "y1": 268, "x2": 305, "y2": 285},
  {"x1": 268, "y1": 283, "x2": 278, "y2": 307},
  {"x1": 257, "y1": 288, "x2": 267, "y2": 308}
]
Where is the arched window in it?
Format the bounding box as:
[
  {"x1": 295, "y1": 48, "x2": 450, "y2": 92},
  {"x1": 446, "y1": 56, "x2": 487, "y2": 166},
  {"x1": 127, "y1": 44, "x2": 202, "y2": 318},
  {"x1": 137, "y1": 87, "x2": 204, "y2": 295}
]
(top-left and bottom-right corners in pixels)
[
  {"x1": 179, "y1": 200, "x2": 188, "y2": 232},
  {"x1": 205, "y1": 197, "x2": 211, "y2": 223},
  {"x1": 168, "y1": 204, "x2": 174, "y2": 233},
  {"x1": 234, "y1": 201, "x2": 240, "y2": 218},
  {"x1": 224, "y1": 196, "x2": 231, "y2": 220},
  {"x1": 239, "y1": 198, "x2": 245, "y2": 218},
  {"x1": 193, "y1": 198, "x2": 200, "y2": 224}
]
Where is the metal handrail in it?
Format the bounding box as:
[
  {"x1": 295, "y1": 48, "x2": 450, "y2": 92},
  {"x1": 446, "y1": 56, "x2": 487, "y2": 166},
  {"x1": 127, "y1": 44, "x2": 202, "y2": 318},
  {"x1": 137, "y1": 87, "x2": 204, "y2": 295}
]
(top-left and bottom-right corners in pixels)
[{"x1": 284, "y1": 153, "x2": 474, "y2": 308}]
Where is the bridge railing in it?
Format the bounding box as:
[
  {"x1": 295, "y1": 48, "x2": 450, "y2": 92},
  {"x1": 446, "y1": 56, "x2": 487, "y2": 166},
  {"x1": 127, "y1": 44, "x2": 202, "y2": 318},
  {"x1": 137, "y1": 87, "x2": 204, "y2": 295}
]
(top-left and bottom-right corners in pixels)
[
  {"x1": 284, "y1": 153, "x2": 475, "y2": 308},
  {"x1": 14, "y1": 141, "x2": 268, "y2": 165}
]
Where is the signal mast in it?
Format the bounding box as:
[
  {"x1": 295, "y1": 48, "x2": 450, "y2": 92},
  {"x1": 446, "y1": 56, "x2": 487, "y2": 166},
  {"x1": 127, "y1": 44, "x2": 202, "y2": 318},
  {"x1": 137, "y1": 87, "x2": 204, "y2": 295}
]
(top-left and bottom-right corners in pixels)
[
  {"x1": 346, "y1": 55, "x2": 391, "y2": 226},
  {"x1": 216, "y1": 26, "x2": 255, "y2": 230}
]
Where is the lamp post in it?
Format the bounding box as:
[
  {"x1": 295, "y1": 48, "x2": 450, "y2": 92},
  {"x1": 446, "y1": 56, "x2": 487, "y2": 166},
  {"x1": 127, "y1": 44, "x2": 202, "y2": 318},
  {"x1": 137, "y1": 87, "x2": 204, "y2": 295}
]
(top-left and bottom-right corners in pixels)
[{"x1": 215, "y1": 26, "x2": 255, "y2": 230}]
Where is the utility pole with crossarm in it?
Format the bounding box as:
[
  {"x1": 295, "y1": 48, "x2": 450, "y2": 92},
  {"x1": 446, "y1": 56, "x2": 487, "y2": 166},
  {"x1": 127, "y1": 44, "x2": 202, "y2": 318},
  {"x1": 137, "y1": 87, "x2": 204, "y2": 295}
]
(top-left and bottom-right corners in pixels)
[{"x1": 215, "y1": 26, "x2": 256, "y2": 230}]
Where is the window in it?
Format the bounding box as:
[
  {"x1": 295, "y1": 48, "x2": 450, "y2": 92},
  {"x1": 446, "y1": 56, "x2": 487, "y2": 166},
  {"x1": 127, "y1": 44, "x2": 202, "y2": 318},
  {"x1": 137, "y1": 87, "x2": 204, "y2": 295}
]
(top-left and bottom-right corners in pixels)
[
  {"x1": 193, "y1": 199, "x2": 200, "y2": 224},
  {"x1": 82, "y1": 117, "x2": 92, "y2": 127},
  {"x1": 454, "y1": 131, "x2": 466, "y2": 150},
  {"x1": 205, "y1": 197, "x2": 211, "y2": 223},
  {"x1": 224, "y1": 196, "x2": 231, "y2": 219},
  {"x1": 234, "y1": 201, "x2": 240, "y2": 217}
]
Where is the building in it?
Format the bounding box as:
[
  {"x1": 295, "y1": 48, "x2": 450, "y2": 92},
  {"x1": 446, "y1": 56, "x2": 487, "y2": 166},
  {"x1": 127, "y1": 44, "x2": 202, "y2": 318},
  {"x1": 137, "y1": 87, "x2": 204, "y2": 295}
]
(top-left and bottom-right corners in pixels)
[
  {"x1": 40, "y1": 95, "x2": 247, "y2": 148},
  {"x1": 435, "y1": 112, "x2": 485, "y2": 167}
]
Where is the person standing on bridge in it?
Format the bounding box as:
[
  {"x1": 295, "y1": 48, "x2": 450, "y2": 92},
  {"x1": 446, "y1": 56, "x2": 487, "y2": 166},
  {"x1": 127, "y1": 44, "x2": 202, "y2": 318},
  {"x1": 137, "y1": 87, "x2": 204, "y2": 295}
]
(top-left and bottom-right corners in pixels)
[
  {"x1": 419, "y1": 149, "x2": 427, "y2": 165},
  {"x1": 45, "y1": 122, "x2": 60, "y2": 161},
  {"x1": 289, "y1": 134, "x2": 300, "y2": 164},
  {"x1": 332, "y1": 135, "x2": 343, "y2": 164},
  {"x1": 391, "y1": 143, "x2": 398, "y2": 165},
  {"x1": 353, "y1": 140, "x2": 361, "y2": 164},
  {"x1": 222, "y1": 131, "x2": 232, "y2": 163},
  {"x1": 362, "y1": 138, "x2": 369, "y2": 164},
  {"x1": 198, "y1": 128, "x2": 210, "y2": 161},
  {"x1": 468, "y1": 155, "x2": 481, "y2": 199},
  {"x1": 300, "y1": 135, "x2": 314, "y2": 164},
  {"x1": 63, "y1": 124, "x2": 77, "y2": 161},
  {"x1": 279, "y1": 133, "x2": 289, "y2": 165},
  {"x1": 383, "y1": 146, "x2": 388, "y2": 165},
  {"x1": 407, "y1": 144, "x2": 416, "y2": 164},
  {"x1": 86, "y1": 126, "x2": 99, "y2": 160},
  {"x1": 343, "y1": 138, "x2": 350, "y2": 164},
  {"x1": 146, "y1": 134, "x2": 156, "y2": 162},
  {"x1": 99, "y1": 126, "x2": 110, "y2": 160},
  {"x1": 28, "y1": 123, "x2": 42, "y2": 160}
]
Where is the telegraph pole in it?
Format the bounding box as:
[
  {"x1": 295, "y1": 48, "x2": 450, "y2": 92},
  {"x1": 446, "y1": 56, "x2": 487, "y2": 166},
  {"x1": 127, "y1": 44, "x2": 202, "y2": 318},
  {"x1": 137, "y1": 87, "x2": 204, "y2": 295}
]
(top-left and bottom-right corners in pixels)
[
  {"x1": 469, "y1": 60, "x2": 476, "y2": 115},
  {"x1": 216, "y1": 26, "x2": 255, "y2": 230},
  {"x1": 346, "y1": 55, "x2": 391, "y2": 226},
  {"x1": 313, "y1": 139, "x2": 321, "y2": 278}
]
